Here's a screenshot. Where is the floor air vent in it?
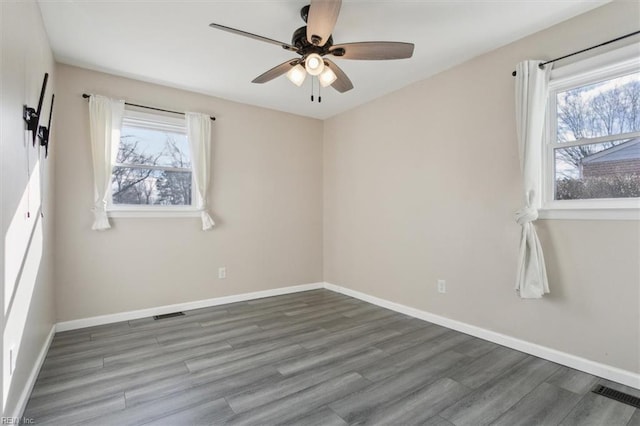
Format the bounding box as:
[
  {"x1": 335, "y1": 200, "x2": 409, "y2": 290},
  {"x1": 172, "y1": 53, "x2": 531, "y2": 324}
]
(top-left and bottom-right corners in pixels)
[
  {"x1": 153, "y1": 312, "x2": 185, "y2": 320},
  {"x1": 592, "y1": 384, "x2": 640, "y2": 409}
]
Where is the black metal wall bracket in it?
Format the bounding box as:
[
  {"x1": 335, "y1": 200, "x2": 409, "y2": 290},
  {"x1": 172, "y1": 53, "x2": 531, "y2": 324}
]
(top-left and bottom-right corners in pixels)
[
  {"x1": 37, "y1": 94, "x2": 54, "y2": 158},
  {"x1": 37, "y1": 126, "x2": 50, "y2": 158},
  {"x1": 22, "y1": 105, "x2": 39, "y2": 144},
  {"x1": 22, "y1": 73, "x2": 49, "y2": 146}
]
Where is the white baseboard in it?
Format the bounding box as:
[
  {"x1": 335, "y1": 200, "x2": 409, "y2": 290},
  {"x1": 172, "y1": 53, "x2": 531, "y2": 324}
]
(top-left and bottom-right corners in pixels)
[
  {"x1": 56, "y1": 282, "x2": 324, "y2": 332},
  {"x1": 13, "y1": 324, "x2": 55, "y2": 419},
  {"x1": 324, "y1": 282, "x2": 640, "y2": 390}
]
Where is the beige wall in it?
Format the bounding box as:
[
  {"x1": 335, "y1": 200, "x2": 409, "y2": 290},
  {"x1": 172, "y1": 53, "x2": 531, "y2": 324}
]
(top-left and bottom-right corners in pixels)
[
  {"x1": 54, "y1": 65, "x2": 323, "y2": 322},
  {"x1": 324, "y1": 1, "x2": 640, "y2": 374},
  {"x1": 1, "y1": 0, "x2": 56, "y2": 416}
]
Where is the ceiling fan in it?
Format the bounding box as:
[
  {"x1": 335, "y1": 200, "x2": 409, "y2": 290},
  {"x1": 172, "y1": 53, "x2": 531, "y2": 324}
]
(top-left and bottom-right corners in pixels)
[{"x1": 209, "y1": 0, "x2": 414, "y2": 98}]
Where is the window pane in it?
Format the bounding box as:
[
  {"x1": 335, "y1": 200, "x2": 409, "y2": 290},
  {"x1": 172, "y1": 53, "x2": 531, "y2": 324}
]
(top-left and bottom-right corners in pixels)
[
  {"x1": 554, "y1": 138, "x2": 640, "y2": 200},
  {"x1": 119, "y1": 125, "x2": 191, "y2": 168},
  {"x1": 111, "y1": 167, "x2": 192, "y2": 205},
  {"x1": 556, "y1": 72, "x2": 640, "y2": 142}
]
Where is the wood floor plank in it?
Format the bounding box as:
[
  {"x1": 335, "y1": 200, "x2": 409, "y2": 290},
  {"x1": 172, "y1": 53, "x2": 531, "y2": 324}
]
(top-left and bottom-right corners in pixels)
[
  {"x1": 451, "y1": 336, "x2": 500, "y2": 358},
  {"x1": 49, "y1": 332, "x2": 91, "y2": 349},
  {"x1": 156, "y1": 325, "x2": 260, "y2": 351},
  {"x1": 372, "y1": 323, "x2": 450, "y2": 355},
  {"x1": 546, "y1": 366, "x2": 600, "y2": 395},
  {"x1": 363, "y1": 377, "x2": 470, "y2": 426},
  {"x1": 439, "y1": 357, "x2": 561, "y2": 426},
  {"x1": 283, "y1": 407, "x2": 348, "y2": 426},
  {"x1": 300, "y1": 318, "x2": 404, "y2": 350},
  {"x1": 38, "y1": 356, "x2": 104, "y2": 380},
  {"x1": 627, "y1": 409, "x2": 640, "y2": 426},
  {"x1": 142, "y1": 398, "x2": 235, "y2": 426},
  {"x1": 105, "y1": 341, "x2": 232, "y2": 368},
  {"x1": 155, "y1": 323, "x2": 259, "y2": 346},
  {"x1": 225, "y1": 323, "x2": 323, "y2": 348},
  {"x1": 125, "y1": 365, "x2": 281, "y2": 407},
  {"x1": 338, "y1": 304, "x2": 380, "y2": 318},
  {"x1": 224, "y1": 372, "x2": 370, "y2": 425},
  {"x1": 491, "y1": 382, "x2": 582, "y2": 426},
  {"x1": 447, "y1": 345, "x2": 528, "y2": 389},
  {"x1": 43, "y1": 336, "x2": 159, "y2": 364},
  {"x1": 560, "y1": 391, "x2": 636, "y2": 426},
  {"x1": 329, "y1": 351, "x2": 469, "y2": 424},
  {"x1": 34, "y1": 345, "x2": 210, "y2": 398},
  {"x1": 345, "y1": 307, "x2": 402, "y2": 324},
  {"x1": 25, "y1": 393, "x2": 125, "y2": 425},
  {"x1": 360, "y1": 330, "x2": 472, "y2": 382},
  {"x1": 275, "y1": 328, "x2": 400, "y2": 376},
  {"x1": 259, "y1": 304, "x2": 358, "y2": 331},
  {"x1": 93, "y1": 384, "x2": 234, "y2": 426},
  {"x1": 24, "y1": 289, "x2": 617, "y2": 425},
  {"x1": 422, "y1": 416, "x2": 457, "y2": 426},
  {"x1": 26, "y1": 364, "x2": 189, "y2": 414},
  {"x1": 186, "y1": 343, "x2": 306, "y2": 375},
  {"x1": 226, "y1": 300, "x2": 310, "y2": 316},
  {"x1": 198, "y1": 309, "x2": 288, "y2": 329},
  {"x1": 89, "y1": 317, "x2": 204, "y2": 341},
  {"x1": 282, "y1": 298, "x2": 361, "y2": 317},
  {"x1": 226, "y1": 347, "x2": 386, "y2": 414}
]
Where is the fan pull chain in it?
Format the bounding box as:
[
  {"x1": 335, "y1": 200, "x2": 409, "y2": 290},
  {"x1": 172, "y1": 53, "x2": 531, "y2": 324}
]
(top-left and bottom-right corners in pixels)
[
  {"x1": 318, "y1": 80, "x2": 322, "y2": 103},
  {"x1": 310, "y1": 76, "x2": 314, "y2": 102}
]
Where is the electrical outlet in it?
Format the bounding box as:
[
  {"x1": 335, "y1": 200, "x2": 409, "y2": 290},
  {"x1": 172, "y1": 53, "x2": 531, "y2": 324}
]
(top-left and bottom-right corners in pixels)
[
  {"x1": 218, "y1": 267, "x2": 226, "y2": 279},
  {"x1": 437, "y1": 279, "x2": 446, "y2": 294}
]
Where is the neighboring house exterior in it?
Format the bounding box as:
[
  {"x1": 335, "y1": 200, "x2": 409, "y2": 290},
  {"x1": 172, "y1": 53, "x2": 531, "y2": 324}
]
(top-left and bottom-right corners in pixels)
[{"x1": 581, "y1": 138, "x2": 640, "y2": 178}]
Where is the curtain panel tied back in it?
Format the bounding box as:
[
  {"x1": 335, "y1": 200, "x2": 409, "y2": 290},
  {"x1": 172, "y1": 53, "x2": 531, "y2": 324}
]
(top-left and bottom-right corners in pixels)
[
  {"x1": 89, "y1": 95, "x2": 125, "y2": 231},
  {"x1": 186, "y1": 112, "x2": 215, "y2": 230},
  {"x1": 514, "y1": 60, "x2": 551, "y2": 299}
]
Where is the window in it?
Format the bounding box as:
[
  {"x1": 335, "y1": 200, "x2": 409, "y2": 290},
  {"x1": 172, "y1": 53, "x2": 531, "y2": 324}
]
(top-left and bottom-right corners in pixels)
[
  {"x1": 542, "y1": 44, "x2": 640, "y2": 219},
  {"x1": 109, "y1": 110, "x2": 198, "y2": 216}
]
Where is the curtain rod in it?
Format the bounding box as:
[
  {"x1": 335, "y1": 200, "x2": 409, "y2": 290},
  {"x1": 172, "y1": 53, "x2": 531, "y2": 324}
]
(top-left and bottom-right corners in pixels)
[
  {"x1": 511, "y1": 30, "x2": 640, "y2": 76},
  {"x1": 81, "y1": 93, "x2": 216, "y2": 121}
]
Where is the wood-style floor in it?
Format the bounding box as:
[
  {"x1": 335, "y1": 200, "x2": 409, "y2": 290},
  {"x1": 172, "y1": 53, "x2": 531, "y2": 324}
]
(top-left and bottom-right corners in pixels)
[{"x1": 25, "y1": 289, "x2": 639, "y2": 425}]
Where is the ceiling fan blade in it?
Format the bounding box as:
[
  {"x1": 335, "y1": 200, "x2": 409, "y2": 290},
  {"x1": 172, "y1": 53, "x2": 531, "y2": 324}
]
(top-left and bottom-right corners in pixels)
[
  {"x1": 324, "y1": 59, "x2": 353, "y2": 93},
  {"x1": 306, "y1": 0, "x2": 342, "y2": 47},
  {"x1": 252, "y1": 59, "x2": 301, "y2": 84},
  {"x1": 330, "y1": 42, "x2": 414, "y2": 60},
  {"x1": 209, "y1": 23, "x2": 297, "y2": 52}
]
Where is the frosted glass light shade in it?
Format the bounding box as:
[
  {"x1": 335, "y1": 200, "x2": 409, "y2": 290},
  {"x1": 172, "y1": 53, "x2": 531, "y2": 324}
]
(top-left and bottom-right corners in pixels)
[
  {"x1": 305, "y1": 53, "x2": 324, "y2": 76},
  {"x1": 286, "y1": 64, "x2": 307, "y2": 86},
  {"x1": 319, "y1": 66, "x2": 337, "y2": 87}
]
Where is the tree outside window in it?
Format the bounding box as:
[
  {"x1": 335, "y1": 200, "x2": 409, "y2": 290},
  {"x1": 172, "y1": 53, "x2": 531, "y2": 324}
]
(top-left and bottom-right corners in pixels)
[
  {"x1": 111, "y1": 115, "x2": 194, "y2": 206},
  {"x1": 553, "y1": 71, "x2": 640, "y2": 200}
]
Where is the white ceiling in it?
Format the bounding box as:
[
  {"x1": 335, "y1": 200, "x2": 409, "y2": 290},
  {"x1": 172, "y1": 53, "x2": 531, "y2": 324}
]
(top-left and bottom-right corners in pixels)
[{"x1": 38, "y1": 0, "x2": 608, "y2": 120}]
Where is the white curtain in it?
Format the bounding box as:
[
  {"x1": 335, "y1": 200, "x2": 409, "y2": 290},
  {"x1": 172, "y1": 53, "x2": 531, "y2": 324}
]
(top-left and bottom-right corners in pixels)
[
  {"x1": 89, "y1": 95, "x2": 124, "y2": 231},
  {"x1": 186, "y1": 112, "x2": 215, "y2": 230},
  {"x1": 514, "y1": 60, "x2": 552, "y2": 299}
]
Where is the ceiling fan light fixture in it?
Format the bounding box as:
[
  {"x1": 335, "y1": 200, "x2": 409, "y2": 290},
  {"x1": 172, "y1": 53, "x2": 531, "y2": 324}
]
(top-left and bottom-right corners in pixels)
[
  {"x1": 319, "y1": 65, "x2": 337, "y2": 87},
  {"x1": 286, "y1": 64, "x2": 307, "y2": 86},
  {"x1": 209, "y1": 1, "x2": 414, "y2": 96},
  {"x1": 305, "y1": 53, "x2": 324, "y2": 76}
]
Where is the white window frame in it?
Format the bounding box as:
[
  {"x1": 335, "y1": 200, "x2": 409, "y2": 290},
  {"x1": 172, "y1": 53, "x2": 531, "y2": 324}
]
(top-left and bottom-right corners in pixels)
[
  {"x1": 107, "y1": 109, "x2": 201, "y2": 218},
  {"x1": 540, "y1": 43, "x2": 640, "y2": 221}
]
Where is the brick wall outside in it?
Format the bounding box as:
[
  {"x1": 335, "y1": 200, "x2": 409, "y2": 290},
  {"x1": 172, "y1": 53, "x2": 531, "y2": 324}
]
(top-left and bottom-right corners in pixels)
[{"x1": 582, "y1": 159, "x2": 640, "y2": 178}]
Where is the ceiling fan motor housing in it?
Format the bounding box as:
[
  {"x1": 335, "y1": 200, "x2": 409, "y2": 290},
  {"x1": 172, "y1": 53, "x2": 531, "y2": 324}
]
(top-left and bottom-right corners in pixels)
[{"x1": 292, "y1": 26, "x2": 334, "y2": 56}]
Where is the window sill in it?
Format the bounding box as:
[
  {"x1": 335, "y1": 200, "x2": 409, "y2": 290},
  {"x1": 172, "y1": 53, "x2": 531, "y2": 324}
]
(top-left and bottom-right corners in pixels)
[
  {"x1": 107, "y1": 209, "x2": 201, "y2": 218},
  {"x1": 538, "y1": 207, "x2": 640, "y2": 221}
]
